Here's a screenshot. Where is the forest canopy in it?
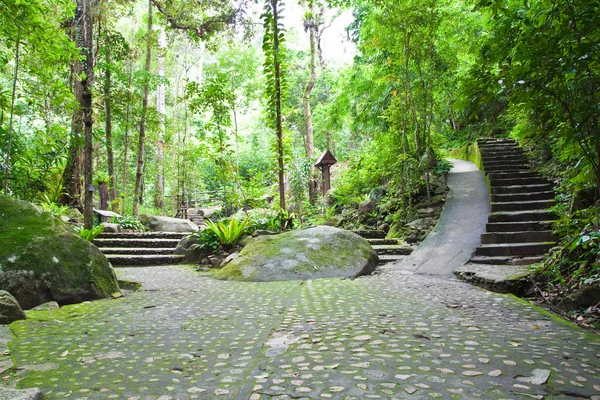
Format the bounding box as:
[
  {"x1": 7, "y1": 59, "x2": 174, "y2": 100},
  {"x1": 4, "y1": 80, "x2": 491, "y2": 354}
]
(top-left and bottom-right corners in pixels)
[{"x1": 0, "y1": 0, "x2": 598, "y2": 231}]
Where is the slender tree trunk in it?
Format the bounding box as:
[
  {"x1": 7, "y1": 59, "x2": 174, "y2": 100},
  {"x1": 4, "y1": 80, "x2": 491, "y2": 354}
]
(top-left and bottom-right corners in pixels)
[
  {"x1": 121, "y1": 59, "x2": 134, "y2": 215},
  {"x1": 271, "y1": 0, "x2": 286, "y2": 214},
  {"x1": 154, "y1": 27, "x2": 165, "y2": 211},
  {"x1": 303, "y1": 1, "x2": 318, "y2": 206},
  {"x1": 104, "y1": 43, "x2": 116, "y2": 205},
  {"x1": 74, "y1": 0, "x2": 96, "y2": 229},
  {"x1": 3, "y1": 25, "x2": 21, "y2": 194},
  {"x1": 133, "y1": 0, "x2": 153, "y2": 217}
]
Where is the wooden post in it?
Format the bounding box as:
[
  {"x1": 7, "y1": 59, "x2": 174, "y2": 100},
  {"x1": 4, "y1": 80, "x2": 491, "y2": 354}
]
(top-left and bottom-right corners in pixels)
[
  {"x1": 99, "y1": 183, "x2": 109, "y2": 222},
  {"x1": 314, "y1": 150, "x2": 337, "y2": 198},
  {"x1": 322, "y1": 165, "x2": 331, "y2": 196}
]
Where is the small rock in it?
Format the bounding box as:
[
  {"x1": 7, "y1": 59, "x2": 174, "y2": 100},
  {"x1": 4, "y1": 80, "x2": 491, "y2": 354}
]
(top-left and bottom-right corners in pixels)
[
  {"x1": 0, "y1": 387, "x2": 45, "y2": 400},
  {"x1": 220, "y1": 253, "x2": 239, "y2": 268},
  {"x1": 103, "y1": 223, "x2": 122, "y2": 233},
  {"x1": 208, "y1": 256, "x2": 226, "y2": 269},
  {"x1": 0, "y1": 290, "x2": 26, "y2": 324},
  {"x1": 30, "y1": 301, "x2": 59, "y2": 311},
  {"x1": 516, "y1": 369, "x2": 551, "y2": 385}
]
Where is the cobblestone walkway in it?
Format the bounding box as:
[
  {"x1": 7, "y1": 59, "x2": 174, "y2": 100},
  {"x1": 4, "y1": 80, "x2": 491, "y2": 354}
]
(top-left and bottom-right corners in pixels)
[{"x1": 7, "y1": 265, "x2": 600, "y2": 399}]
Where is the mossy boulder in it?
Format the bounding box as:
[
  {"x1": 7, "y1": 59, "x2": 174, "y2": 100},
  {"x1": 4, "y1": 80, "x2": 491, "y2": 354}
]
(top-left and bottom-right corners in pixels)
[
  {"x1": 215, "y1": 226, "x2": 378, "y2": 282},
  {"x1": 0, "y1": 195, "x2": 119, "y2": 310},
  {"x1": 139, "y1": 214, "x2": 199, "y2": 233}
]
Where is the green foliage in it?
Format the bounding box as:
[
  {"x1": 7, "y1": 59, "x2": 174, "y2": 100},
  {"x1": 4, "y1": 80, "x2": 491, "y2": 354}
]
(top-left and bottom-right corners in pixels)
[
  {"x1": 463, "y1": 0, "x2": 600, "y2": 194},
  {"x1": 38, "y1": 198, "x2": 70, "y2": 218},
  {"x1": 535, "y1": 205, "x2": 600, "y2": 290},
  {"x1": 192, "y1": 228, "x2": 221, "y2": 253},
  {"x1": 111, "y1": 215, "x2": 145, "y2": 231},
  {"x1": 75, "y1": 224, "x2": 105, "y2": 242},
  {"x1": 205, "y1": 217, "x2": 251, "y2": 246}
]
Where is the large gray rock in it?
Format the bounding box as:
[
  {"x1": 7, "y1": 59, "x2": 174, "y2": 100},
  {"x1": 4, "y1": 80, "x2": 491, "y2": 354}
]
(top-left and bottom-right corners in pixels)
[
  {"x1": 0, "y1": 387, "x2": 45, "y2": 400},
  {"x1": 215, "y1": 226, "x2": 378, "y2": 282},
  {"x1": 0, "y1": 195, "x2": 120, "y2": 310},
  {"x1": 139, "y1": 214, "x2": 199, "y2": 233},
  {"x1": 173, "y1": 235, "x2": 200, "y2": 255},
  {"x1": 0, "y1": 290, "x2": 26, "y2": 324}
]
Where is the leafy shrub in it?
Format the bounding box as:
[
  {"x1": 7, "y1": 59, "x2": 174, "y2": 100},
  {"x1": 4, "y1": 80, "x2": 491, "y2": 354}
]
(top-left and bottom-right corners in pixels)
[
  {"x1": 38, "y1": 198, "x2": 71, "y2": 218},
  {"x1": 206, "y1": 217, "x2": 251, "y2": 246},
  {"x1": 112, "y1": 215, "x2": 146, "y2": 231},
  {"x1": 75, "y1": 224, "x2": 105, "y2": 242},
  {"x1": 535, "y1": 205, "x2": 600, "y2": 290},
  {"x1": 191, "y1": 228, "x2": 221, "y2": 253}
]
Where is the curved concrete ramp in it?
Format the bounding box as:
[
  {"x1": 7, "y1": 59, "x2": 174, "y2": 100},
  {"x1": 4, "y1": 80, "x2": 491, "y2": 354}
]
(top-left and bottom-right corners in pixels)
[{"x1": 394, "y1": 158, "x2": 489, "y2": 275}]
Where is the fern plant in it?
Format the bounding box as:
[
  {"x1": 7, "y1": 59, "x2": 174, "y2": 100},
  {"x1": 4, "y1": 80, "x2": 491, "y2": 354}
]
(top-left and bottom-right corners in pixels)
[
  {"x1": 205, "y1": 218, "x2": 250, "y2": 246},
  {"x1": 75, "y1": 224, "x2": 105, "y2": 242}
]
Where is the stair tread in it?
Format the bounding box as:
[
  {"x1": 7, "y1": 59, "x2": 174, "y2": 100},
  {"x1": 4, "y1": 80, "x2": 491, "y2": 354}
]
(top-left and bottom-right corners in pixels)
[
  {"x1": 106, "y1": 254, "x2": 184, "y2": 257},
  {"x1": 491, "y1": 199, "x2": 555, "y2": 206},
  {"x1": 100, "y1": 247, "x2": 177, "y2": 251},
  {"x1": 477, "y1": 242, "x2": 555, "y2": 248},
  {"x1": 470, "y1": 256, "x2": 544, "y2": 265}
]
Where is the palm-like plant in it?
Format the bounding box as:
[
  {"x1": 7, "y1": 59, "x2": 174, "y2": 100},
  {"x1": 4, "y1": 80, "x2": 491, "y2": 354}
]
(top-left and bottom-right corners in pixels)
[{"x1": 205, "y1": 217, "x2": 250, "y2": 246}]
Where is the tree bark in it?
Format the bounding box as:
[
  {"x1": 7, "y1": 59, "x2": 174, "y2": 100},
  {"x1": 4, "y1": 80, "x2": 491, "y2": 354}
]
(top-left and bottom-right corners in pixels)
[
  {"x1": 272, "y1": 0, "x2": 286, "y2": 215},
  {"x1": 104, "y1": 42, "x2": 116, "y2": 205},
  {"x1": 74, "y1": 0, "x2": 96, "y2": 229},
  {"x1": 3, "y1": 25, "x2": 21, "y2": 194},
  {"x1": 154, "y1": 27, "x2": 165, "y2": 211},
  {"x1": 302, "y1": 1, "x2": 318, "y2": 206},
  {"x1": 133, "y1": 0, "x2": 153, "y2": 217}
]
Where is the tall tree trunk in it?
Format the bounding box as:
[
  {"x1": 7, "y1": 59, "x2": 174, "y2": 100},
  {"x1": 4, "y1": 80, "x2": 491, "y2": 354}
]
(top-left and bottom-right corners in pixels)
[
  {"x1": 121, "y1": 55, "x2": 134, "y2": 215},
  {"x1": 61, "y1": 107, "x2": 84, "y2": 209},
  {"x1": 154, "y1": 27, "x2": 165, "y2": 211},
  {"x1": 104, "y1": 42, "x2": 116, "y2": 205},
  {"x1": 3, "y1": 26, "x2": 21, "y2": 194},
  {"x1": 75, "y1": 0, "x2": 96, "y2": 229},
  {"x1": 303, "y1": 1, "x2": 318, "y2": 206},
  {"x1": 133, "y1": 0, "x2": 152, "y2": 217},
  {"x1": 271, "y1": 0, "x2": 286, "y2": 214}
]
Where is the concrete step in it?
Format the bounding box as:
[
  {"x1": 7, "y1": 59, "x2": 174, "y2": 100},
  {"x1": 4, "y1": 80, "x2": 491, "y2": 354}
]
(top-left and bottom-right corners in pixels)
[
  {"x1": 478, "y1": 139, "x2": 516, "y2": 144},
  {"x1": 107, "y1": 254, "x2": 185, "y2": 266},
  {"x1": 97, "y1": 232, "x2": 187, "y2": 240},
  {"x1": 483, "y1": 162, "x2": 530, "y2": 170},
  {"x1": 481, "y1": 230, "x2": 555, "y2": 244},
  {"x1": 372, "y1": 245, "x2": 413, "y2": 256},
  {"x1": 482, "y1": 156, "x2": 527, "y2": 164},
  {"x1": 479, "y1": 146, "x2": 521, "y2": 153},
  {"x1": 489, "y1": 176, "x2": 550, "y2": 187},
  {"x1": 99, "y1": 248, "x2": 176, "y2": 255},
  {"x1": 488, "y1": 210, "x2": 557, "y2": 223},
  {"x1": 368, "y1": 238, "x2": 399, "y2": 246},
  {"x1": 352, "y1": 230, "x2": 386, "y2": 239},
  {"x1": 492, "y1": 191, "x2": 555, "y2": 202},
  {"x1": 491, "y1": 183, "x2": 553, "y2": 194},
  {"x1": 484, "y1": 165, "x2": 531, "y2": 173},
  {"x1": 486, "y1": 221, "x2": 555, "y2": 233},
  {"x1": 487, "y1": 170, "x2": 538, "y2": 179},
  {"x1": 470, "y1": 255, "x2": 545, "y2": 266},
  {"x1": 491, "y1": 199, "x2": 556, "y2": 212},
  {"x1": 479, "y1": 145, "x2": 522, "y2": 152},
  {"x1": 377, "y1": 255, "x2": 406, "y2": 265},
  {"x1": 474, "y1": 242, "x2": 554, "y2": 257},
  {"x1": 93, "y1": 238, "x2": 181, "y2": 248}
]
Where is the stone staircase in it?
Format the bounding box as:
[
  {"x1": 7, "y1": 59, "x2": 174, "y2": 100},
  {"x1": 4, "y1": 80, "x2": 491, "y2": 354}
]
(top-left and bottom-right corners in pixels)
[
  {"x1": 471, "y1": 138, "x2": 557, "y2": 265},
  {"x1": 353, "y1": 230, "x2": 413, "y2": 265},
  {"x1": 94, "y1": 232, "x2": 186, "y2": 266}
]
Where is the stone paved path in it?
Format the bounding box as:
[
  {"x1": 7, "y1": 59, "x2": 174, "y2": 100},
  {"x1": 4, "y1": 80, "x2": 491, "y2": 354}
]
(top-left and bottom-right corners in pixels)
[{"x1": 8, "y1": 265, "x2": 600, "y2": 399}]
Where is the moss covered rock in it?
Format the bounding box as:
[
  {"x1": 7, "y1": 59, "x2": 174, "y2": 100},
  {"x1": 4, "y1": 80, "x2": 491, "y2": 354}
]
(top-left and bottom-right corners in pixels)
[
  {"x1": 0, "y1": 195, "x2": 119, "y2": 310},
  {"x1": 215, "y1": 226, "x2": 378, "y2": 282}
]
